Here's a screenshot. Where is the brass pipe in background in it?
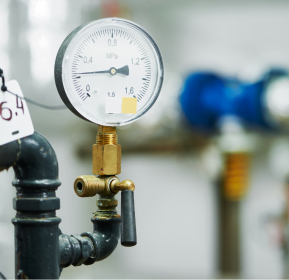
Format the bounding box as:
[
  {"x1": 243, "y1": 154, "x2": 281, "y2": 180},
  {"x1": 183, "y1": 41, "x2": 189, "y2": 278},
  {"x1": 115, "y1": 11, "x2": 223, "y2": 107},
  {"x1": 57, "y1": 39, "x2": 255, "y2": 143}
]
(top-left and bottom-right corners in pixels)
[
  {"x1": 217, "y1": 152, "x2": 250, "y2": 277},
  {"x1": 223, "y1": 152, "x2": 250, "y2": 201}
]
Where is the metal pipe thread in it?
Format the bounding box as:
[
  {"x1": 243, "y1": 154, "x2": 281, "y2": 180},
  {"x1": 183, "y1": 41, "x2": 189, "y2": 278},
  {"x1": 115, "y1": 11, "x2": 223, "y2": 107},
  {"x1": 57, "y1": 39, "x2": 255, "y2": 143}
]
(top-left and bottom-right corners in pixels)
[
  {"x1": 223, "y1": 153, "x2": 250, "y2": 200},
  {"x1": 96, "y1": 134, "x2": 118, "y2": 145}
]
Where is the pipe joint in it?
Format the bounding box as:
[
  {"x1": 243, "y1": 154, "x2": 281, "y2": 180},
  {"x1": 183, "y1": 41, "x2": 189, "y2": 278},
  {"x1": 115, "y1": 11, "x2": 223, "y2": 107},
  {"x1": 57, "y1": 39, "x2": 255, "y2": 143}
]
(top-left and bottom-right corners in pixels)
[{"x1": 59, "y1": 216, "x2": 121, "y2": 268}]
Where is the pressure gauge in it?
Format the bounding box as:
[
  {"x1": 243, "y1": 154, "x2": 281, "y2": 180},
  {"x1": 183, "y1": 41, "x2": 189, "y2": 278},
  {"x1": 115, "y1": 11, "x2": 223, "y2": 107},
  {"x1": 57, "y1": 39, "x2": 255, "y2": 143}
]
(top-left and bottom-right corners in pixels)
[{"x1": 55, "y1": 18, "x2": 163, "y2": 126}]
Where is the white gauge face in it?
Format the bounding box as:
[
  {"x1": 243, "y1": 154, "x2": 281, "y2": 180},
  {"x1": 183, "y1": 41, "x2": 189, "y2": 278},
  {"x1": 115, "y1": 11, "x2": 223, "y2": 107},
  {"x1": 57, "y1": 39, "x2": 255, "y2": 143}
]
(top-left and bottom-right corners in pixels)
[{"x1": 56, "y1": 18, "x2": 163, "y2": 126}]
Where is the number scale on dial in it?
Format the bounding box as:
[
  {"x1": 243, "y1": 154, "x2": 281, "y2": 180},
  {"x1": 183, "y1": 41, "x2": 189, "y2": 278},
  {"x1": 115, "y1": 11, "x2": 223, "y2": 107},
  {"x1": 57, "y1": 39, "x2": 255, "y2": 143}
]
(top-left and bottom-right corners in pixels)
[{"x1": 70, "y1": 28, "x2": 152, "y2": 103}]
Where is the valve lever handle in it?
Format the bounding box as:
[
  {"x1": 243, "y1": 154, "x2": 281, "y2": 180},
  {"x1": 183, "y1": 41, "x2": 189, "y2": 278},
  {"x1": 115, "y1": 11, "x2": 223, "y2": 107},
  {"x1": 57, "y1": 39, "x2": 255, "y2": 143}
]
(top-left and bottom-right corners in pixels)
[{"x1": 121, "y1": 190, "x2": 137, "y2": 247}]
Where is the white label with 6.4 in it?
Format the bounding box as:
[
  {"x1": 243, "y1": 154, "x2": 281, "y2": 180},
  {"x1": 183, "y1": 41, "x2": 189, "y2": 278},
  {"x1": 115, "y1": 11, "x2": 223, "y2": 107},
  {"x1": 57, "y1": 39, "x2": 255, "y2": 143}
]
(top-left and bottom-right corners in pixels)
[{"x1": 0, "y1": 80, "x2": 34, "y2": 146}]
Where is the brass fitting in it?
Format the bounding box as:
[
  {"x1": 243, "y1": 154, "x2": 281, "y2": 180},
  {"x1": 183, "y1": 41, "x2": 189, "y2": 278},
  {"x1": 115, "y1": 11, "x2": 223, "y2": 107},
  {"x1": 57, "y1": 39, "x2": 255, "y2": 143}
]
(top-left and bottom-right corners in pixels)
[
  {"x1": 74, "y1": 175, "x2": 135, "y2": 197},
  {"x1": 74, "y1": 175, "x2": 118, "y2": 197},
  {"x1": 74, "y1": 126, "x2": 136, "y2": 218},
  {"x1": 74, "y1": 175, "x2": 105, "y2": 197},
  {"x1": 223, "y1": 152, "x2": 250, "y2": 201},
  {"x1": 93, "y1": 125, "x2": 121, "y2": 175},
  {"x1": 110, "y1": 179, "x2": 135, "y2": 194}
]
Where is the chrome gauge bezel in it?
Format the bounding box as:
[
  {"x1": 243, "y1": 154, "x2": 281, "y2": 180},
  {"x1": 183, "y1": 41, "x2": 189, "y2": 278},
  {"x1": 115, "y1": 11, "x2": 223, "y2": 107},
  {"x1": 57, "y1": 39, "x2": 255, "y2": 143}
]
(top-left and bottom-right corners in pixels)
[{"x1": 54, "y1": 18, "x2": 164, "y2": 126}]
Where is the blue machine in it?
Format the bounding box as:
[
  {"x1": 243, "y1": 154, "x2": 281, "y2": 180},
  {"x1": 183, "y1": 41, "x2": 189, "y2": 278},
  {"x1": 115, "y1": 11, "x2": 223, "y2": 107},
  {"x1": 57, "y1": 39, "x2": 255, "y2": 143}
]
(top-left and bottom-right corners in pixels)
[{"x1": 180, "y1": 69, "x2": 288, "y2": 132}]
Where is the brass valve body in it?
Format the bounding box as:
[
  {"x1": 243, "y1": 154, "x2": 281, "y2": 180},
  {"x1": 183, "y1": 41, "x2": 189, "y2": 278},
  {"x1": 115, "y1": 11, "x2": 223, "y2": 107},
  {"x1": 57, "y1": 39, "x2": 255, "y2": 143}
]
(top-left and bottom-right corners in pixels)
[
  {"x1": 93, "y1": 125, "x2": 121, "y2": 175},
  {"x1": 74, "y1": 175, "x2": 106, "y2": 197},
  {"x1": 74, "y1": 175, "x2": 135, "y2": 197},
  {"x1": 74, "y1": 126, "x2": 136, "y2": 222}
]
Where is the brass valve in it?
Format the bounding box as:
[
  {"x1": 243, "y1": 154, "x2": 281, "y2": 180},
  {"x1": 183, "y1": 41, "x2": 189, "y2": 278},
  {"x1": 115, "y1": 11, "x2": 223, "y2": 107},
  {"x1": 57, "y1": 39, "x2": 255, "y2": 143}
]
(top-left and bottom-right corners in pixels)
[
  {"x1": 74, "y1": 125, "x2": 137, "y2": 246},
  {"x1": 74, "y1": 175, "x2": 135, "y2": 197}
]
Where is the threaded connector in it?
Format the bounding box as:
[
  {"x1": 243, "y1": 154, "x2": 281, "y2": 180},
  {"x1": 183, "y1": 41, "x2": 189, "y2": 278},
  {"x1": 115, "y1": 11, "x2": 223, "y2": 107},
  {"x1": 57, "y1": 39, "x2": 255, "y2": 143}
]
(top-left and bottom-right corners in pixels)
[
  {"x1": 96, "y1": 134, "x2": 118, "y2": 145},
  {"x1": 93, "y1": 125, "x2": 121, "y2": 175},
  {"x1": 74, "y1": 176, "x2": 105, "y2": 197},
  {"x1": 223, "y1": 152, "x2": 250, "y2": 200}
]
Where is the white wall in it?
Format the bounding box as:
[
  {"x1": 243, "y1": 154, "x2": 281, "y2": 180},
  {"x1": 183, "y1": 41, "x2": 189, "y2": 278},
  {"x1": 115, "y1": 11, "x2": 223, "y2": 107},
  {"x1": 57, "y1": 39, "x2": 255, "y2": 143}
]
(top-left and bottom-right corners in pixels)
[{"x1": 1, "y1": 0, "x2": 289, "y2": 278}]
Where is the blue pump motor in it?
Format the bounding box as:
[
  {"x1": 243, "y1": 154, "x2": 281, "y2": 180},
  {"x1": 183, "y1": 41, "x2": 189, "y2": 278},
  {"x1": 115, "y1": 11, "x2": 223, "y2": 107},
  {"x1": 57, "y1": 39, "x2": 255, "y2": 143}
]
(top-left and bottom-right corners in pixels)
[{"x1": 180, "y1": 69, "x2": 289, "y2": 132}]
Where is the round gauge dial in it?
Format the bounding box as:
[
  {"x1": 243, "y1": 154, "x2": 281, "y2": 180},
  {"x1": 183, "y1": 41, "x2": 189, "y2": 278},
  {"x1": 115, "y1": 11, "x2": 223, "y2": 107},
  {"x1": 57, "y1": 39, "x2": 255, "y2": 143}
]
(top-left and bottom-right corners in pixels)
[{"x1": 55, "y1": 18, "x2": 163, "y2": 126}]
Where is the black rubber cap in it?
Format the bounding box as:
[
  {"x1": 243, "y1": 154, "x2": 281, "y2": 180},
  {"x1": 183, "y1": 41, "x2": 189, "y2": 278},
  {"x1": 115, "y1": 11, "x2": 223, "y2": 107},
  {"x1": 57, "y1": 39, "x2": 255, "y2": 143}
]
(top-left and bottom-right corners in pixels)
[{"x1": 121, "y1": 190, "x2": 137, "y2": 247}]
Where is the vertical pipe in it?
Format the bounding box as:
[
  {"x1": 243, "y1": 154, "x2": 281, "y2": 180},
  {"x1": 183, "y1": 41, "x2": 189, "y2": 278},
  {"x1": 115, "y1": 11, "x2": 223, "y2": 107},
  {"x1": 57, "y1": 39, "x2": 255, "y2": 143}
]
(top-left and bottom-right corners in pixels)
[
  {"x1": 13, "y1": 214, "x2": 61, "y2": 279},
  {"x1": 0, "y1": 132, "x2": 62, "y2": 279},
  {"x1": 216, "y1": 178, "x2": 240, "y2": 277}
]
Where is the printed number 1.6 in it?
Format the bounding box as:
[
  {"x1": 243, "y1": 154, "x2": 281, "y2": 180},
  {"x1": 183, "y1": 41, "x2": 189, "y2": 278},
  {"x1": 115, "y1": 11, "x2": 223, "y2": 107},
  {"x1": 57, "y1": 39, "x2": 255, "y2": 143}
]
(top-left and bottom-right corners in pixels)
[{"x1": 125, "y1": 87, "x2": 134, "y2": 94}]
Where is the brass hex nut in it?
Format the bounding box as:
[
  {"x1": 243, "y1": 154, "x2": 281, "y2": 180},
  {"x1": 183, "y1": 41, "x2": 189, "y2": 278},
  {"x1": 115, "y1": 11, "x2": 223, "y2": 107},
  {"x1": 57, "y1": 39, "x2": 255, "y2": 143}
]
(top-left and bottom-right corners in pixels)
[{"x1": 93, "y1": 144, "x2": 121, "y2": 175}]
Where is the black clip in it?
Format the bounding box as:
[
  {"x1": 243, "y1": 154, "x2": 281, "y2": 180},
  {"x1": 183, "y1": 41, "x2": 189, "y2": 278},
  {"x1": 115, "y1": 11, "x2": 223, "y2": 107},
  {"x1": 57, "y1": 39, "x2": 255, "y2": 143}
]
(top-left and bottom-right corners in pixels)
[{"x1": 0, "y1": 68, "x2": 7, "y2": 92}]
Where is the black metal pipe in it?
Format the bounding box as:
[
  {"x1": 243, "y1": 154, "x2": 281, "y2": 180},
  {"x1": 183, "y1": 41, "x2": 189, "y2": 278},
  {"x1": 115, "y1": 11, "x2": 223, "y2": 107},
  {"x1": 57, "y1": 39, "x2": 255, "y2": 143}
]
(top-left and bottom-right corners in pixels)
[
  {"x1": 0, "y1": 140, "x2": 19, "y2": 171},
  {"x1": 1, "y1": 132, "x2": 61, "y2": 279},
  {"x1": 59, "y1": 216, "x2": 121, "y2": 267}
]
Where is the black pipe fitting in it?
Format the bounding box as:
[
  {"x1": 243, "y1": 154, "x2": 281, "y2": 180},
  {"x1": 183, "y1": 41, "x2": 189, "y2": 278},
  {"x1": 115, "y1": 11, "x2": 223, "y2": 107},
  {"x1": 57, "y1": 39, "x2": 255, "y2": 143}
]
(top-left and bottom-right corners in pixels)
[
  {"x1": 59, "y1": 216, "x2": 121, "y2": 267},
  {"x1": 12, "y1": 132, "x2": 61, "y2": 189},
  {"x1": 59, "y1": 233, "x2": 94, "y2": 267},
  {"x1": 1, "y1": 132, "x2": 61, "y2": 279},
  {"x1": 88, "y1": 216, "x2": 121, "y2": 262},
  {"x1": 0, "y1": 139, "x2": 19, "y2": 171}
]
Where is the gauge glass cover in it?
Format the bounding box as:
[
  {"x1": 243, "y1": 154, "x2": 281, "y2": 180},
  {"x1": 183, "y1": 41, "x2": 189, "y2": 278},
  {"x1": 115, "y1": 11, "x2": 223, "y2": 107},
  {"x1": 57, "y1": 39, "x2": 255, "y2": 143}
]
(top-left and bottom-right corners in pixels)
[{"x1": 55, "y1": 18, "x2": 163, "y2": 126}]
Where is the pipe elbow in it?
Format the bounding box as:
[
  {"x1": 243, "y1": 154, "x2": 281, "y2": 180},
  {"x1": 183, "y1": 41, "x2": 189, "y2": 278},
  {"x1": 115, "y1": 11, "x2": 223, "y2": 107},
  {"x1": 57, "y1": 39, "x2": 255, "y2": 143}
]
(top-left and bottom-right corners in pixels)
[
  {"x1": 8, "y1": 132, "x2": 60, "y2": 189},
  {"x1": 0, "y1": 139, "x2": 19, "y2": 171},
  {"x1": 59, "y1": 233, "x2": 94, "y2": 267},
  {"x1": 89, "y1": 216, "x2": 121, "y2": 262},
  {"x1": 59, "y1": 216, "x2": 121, "y2": 267}
]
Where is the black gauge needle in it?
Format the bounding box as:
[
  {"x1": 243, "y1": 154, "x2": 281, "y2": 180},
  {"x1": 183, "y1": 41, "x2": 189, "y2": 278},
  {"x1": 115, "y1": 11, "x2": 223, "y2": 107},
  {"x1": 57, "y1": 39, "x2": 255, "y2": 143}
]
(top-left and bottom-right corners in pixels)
[{"x1": 76, "y1": 65, "x2": 129, "y2": 76}]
